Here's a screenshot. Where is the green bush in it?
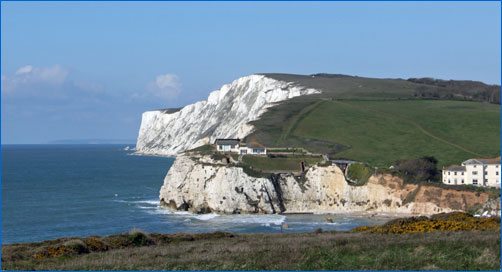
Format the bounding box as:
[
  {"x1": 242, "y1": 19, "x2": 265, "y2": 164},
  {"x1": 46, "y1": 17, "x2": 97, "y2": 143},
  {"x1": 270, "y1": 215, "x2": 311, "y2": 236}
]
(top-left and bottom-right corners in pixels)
[
  {"x1": 346, "y1": 163, "x2": 373, "y2": 186},
  {"x1": 63, "y1": 239, "x2": 89, "y2": 255},
  {"x1": 127, "y1": 229, "x2": 154, "y2": 247}
]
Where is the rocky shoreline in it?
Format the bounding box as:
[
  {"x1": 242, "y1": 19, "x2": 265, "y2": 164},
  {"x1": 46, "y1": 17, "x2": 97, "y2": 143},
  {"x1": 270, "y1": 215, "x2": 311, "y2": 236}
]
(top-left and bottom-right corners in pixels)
[{"x1": 159, "y1": 154, "x2": 501, "y2": 216}]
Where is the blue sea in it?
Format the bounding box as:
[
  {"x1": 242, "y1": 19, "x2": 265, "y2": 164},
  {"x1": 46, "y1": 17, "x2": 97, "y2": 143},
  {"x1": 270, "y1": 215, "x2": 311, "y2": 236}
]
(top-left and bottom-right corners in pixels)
[{"x1": 1, "y1": 145, "x2": 389, "y2": 244}]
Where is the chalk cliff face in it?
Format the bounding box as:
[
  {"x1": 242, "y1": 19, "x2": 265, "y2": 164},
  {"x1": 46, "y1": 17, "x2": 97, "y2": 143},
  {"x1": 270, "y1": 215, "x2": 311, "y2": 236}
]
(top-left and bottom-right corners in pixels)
[
  {"x1": 136, "y1": 75, "x2": 320, "y2": 156},
  {"x1": 159, "y1": 154, "x2": 501, "y2": 216}
]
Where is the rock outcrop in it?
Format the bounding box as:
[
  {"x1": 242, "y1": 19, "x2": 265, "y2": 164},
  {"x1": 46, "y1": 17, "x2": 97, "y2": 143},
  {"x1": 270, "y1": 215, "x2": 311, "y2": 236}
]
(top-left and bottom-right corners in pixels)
[
  {"x1": 159, "y1": 154, "x2": 501, "y2": 216},
  {"x1": 136, "y1": 75, "x2": 320, "y2": 156}
]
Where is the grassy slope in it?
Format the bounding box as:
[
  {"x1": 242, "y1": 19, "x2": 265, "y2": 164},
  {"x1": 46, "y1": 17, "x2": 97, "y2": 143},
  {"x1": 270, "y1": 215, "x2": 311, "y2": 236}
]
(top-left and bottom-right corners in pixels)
[
  {"x1": 247, "y1": 74, "x2": 501, "y2": 167},
  {"x1": 294, "y1": 100, "x2": 500, "y2": 167},
  {"x1": 2, "y1": 231, "x2": 500, "y2": 271}
]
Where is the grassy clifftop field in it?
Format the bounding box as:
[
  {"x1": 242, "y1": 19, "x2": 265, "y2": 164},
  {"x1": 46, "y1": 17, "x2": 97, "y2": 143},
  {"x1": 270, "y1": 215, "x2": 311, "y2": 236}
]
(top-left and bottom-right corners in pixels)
[{"x1": 247, "y1": 74, "x2": 501, "y2": 167}]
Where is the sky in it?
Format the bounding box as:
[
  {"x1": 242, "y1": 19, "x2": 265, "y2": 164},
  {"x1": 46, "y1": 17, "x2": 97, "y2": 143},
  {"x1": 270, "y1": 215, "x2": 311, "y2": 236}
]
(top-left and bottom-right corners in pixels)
[{"x1": 1, "y1": 1, "x2": 500, "y2": 144}]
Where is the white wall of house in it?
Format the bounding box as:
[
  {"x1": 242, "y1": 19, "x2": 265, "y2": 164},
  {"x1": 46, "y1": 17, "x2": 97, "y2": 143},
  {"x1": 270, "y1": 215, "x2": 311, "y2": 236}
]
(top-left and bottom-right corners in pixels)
[
  {"x1": 239, "y1": 147, "x2": 267, "y2": 155},
  {"x1": 249, "y1": 148, "x2": 266, "y2": 155},
  {"x1": 442, "y1": 161, "x2": 501, "y2": 188},
  {"x1": 483, "y1": 164, "x2": 500, "y2": 187},
  {"x1": 216, "y1": 144, "x2": 239, "y2": 152},
  {"x1": 442, "y1": 170, "x2": 466, "y2": 185},
  {"x1": 464, "y1": 163, "x2": 501, "y2": 187},
  {"x1": 465, "y1": 164, "x2": 482, "y2": 186}
]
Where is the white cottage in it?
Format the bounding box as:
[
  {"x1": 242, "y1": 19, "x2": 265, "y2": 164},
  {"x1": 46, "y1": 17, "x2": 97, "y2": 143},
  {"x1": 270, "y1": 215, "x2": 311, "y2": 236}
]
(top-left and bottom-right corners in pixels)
[
  {"x1": 239, "y1": 140, "x2": 267, "y2": 155},
  {"x1": 442, "y1": 156, "x2": 501, "y2": 188},
  {"x1": 214, "y1": 139, "x2": 240, "y2": 152}
]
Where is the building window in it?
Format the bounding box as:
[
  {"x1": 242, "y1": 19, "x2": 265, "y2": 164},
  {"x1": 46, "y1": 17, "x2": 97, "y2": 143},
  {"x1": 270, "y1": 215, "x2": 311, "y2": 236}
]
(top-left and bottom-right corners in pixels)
[
  {"x1": 484, "y1": 179, "x2": 488, "y2": 183},
  {"x1": 473, "y1": 179, "x2": 478, "y2": 185},
  {"x1": 448, "y1": 179, "x2": 450, "y2": 184},
  {"x1": 496, "y1": 172, "x2": 499, "y2": 176},
  {"x1": 473, "y1": 165, "x2": 477, "y2": 168},
  {"x1": 454, "y1": 172, "x2": 457, "y2": 176},
  {"x1": 485, "y1": 171, "x2": 488, "y2": 175},
  {"x1": 461, "y1": 172, "x2": 464, "y2": 176},
  {"x1": 472, "y1": 171, "x2": 478, "y2": 175},
  {"x1": 448, "y1": 172, "x2": 450, "y2": 175},
  {"x1": 461, "y1": 179, "x2": 464, "y2": 184},
  {"x1": 454, "y1": 179, "x2": 457, "y2": 184}
]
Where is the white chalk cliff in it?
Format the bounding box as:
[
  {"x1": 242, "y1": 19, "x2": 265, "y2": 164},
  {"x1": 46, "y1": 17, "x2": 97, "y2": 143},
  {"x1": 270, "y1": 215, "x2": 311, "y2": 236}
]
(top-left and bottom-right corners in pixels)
[
  {"x1": 136, "y1": 75, "x2": 320, "y2": 156},
  {"x1": 138, "y1": 73, "x2": 500, "y2": 216},
  {"x1": 159, "y1": 154, "x2": 501, "y2": 216}
]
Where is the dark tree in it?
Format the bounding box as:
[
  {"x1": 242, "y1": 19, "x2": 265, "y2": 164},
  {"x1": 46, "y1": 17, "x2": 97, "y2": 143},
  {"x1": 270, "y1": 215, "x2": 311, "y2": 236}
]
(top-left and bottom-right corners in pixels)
[{"x1": 394, "y1": 156, "x2": 440, "y2": 183}]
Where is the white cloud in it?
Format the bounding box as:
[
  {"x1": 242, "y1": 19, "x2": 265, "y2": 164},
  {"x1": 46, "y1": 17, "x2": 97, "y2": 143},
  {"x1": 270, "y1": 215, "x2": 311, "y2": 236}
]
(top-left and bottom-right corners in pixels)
[
  {"x1": 2, "y1": 64, "x2": 70, "y2": 95},
  {"x1": 15, "y1": 65, "x2": 33, "y2": 75},
  {"x1": 148, "y1": 73, "x2": 182, "y2": 100},
  {"x1": 131, "y1": 73, "x2": 182, "y2": 102},
  {"x1": 156, "y1": 74, "x2": 180, "y2": 90}
]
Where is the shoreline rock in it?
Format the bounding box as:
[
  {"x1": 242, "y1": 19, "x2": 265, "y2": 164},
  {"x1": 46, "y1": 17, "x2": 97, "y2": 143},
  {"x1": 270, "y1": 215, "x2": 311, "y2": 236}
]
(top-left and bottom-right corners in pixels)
[{"x1": 159, "y1": 154, "x2": 501, "y2": 216}]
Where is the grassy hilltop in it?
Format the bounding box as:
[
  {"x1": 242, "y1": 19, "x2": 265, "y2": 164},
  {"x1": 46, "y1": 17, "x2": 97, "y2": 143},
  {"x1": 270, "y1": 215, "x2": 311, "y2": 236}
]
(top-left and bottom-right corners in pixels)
[{"x1": 247, "y1": 74, "x2": 501, "y2": 167}]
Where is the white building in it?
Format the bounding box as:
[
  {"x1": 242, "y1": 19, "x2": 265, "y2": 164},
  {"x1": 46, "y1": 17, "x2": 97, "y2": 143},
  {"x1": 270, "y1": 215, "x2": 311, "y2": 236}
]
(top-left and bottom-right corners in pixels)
[
  {"x1": 239, "y1": 141, "x2": 267, "y2": 155},
  {"x1": 214, "y1": 139, "x2": 267, "y2": 155},
  {"x1": 214, "y1": 139, "x2": 240, "y2": 152},
  {"x1": 442, "y1": 156, "x2": 501, "y2": 188}
]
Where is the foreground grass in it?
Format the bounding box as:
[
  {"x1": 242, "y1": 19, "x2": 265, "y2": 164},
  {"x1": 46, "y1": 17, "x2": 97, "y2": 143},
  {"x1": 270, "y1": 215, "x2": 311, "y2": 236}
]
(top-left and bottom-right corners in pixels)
[
  {"x1": 2, "y1": 212, "x2": 500, "y2": 271},
  {"x1": 2, "y1": 231, "x2": 499, "y2": 271}
]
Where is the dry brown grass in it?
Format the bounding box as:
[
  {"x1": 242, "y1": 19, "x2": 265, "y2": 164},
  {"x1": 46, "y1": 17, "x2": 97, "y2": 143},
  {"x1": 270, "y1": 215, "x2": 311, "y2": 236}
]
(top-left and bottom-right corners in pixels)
[
  {"x1": 2, "y1": 213, "x2": 501, "y2": 270},
  {"x1": 2, "y1": 229, "x2": 500, "y2": 271}
]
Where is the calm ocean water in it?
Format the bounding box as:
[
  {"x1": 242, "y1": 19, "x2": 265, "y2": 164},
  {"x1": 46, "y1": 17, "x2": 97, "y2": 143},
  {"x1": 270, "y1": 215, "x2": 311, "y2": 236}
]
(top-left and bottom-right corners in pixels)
[{"x1": 1, "y1": 145, "x2": 388, "y2": 244}]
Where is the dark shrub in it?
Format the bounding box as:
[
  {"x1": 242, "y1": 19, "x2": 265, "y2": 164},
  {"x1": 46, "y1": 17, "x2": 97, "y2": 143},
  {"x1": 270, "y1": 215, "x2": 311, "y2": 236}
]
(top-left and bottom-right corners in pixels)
[
  {"x1": 394, "y1": 156, "x2": 440, "y2": 183},
  {"x1": 63, "y1": 239, "x2": 89, "y2": 254},
  {"x1": 127, "y1": 229, "x2": 154, "y2": 247}
]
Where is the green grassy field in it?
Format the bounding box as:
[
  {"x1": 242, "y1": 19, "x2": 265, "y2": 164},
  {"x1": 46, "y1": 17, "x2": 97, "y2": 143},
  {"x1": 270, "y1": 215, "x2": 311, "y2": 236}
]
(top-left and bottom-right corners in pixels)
[
  {"x1": 249, "y1": 99, "x2": 500, "y2": 167},
  {"x1": 262, "y1": 73, "x2": 500, "y2": 103}
]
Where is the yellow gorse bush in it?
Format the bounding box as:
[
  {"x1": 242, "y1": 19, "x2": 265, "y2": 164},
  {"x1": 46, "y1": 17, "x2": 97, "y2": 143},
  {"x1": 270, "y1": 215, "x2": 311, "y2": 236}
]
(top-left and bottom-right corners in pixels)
[
  {"x1": 352, "y1": 212, "x2": 500, "y2": 234},
  {"x1": 34, "y1": 246, "x2": 70, "y2": 259}
]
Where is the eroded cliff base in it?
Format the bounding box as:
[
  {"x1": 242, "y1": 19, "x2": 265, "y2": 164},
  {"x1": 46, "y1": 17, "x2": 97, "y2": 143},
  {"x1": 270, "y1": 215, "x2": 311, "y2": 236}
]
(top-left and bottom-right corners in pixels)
[{"x1": 159, "y1": 154, "x2": 501, "y2": 216}]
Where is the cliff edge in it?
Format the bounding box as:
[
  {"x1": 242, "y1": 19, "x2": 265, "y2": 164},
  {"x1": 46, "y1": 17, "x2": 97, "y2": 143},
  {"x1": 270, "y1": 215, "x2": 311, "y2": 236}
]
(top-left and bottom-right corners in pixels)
[
  {"x1": 159, "y1": 154, "x2": 501, "y2": 216},
  {"x1": 135, "y1": 74, "x2": 320, "y2": 156}
]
